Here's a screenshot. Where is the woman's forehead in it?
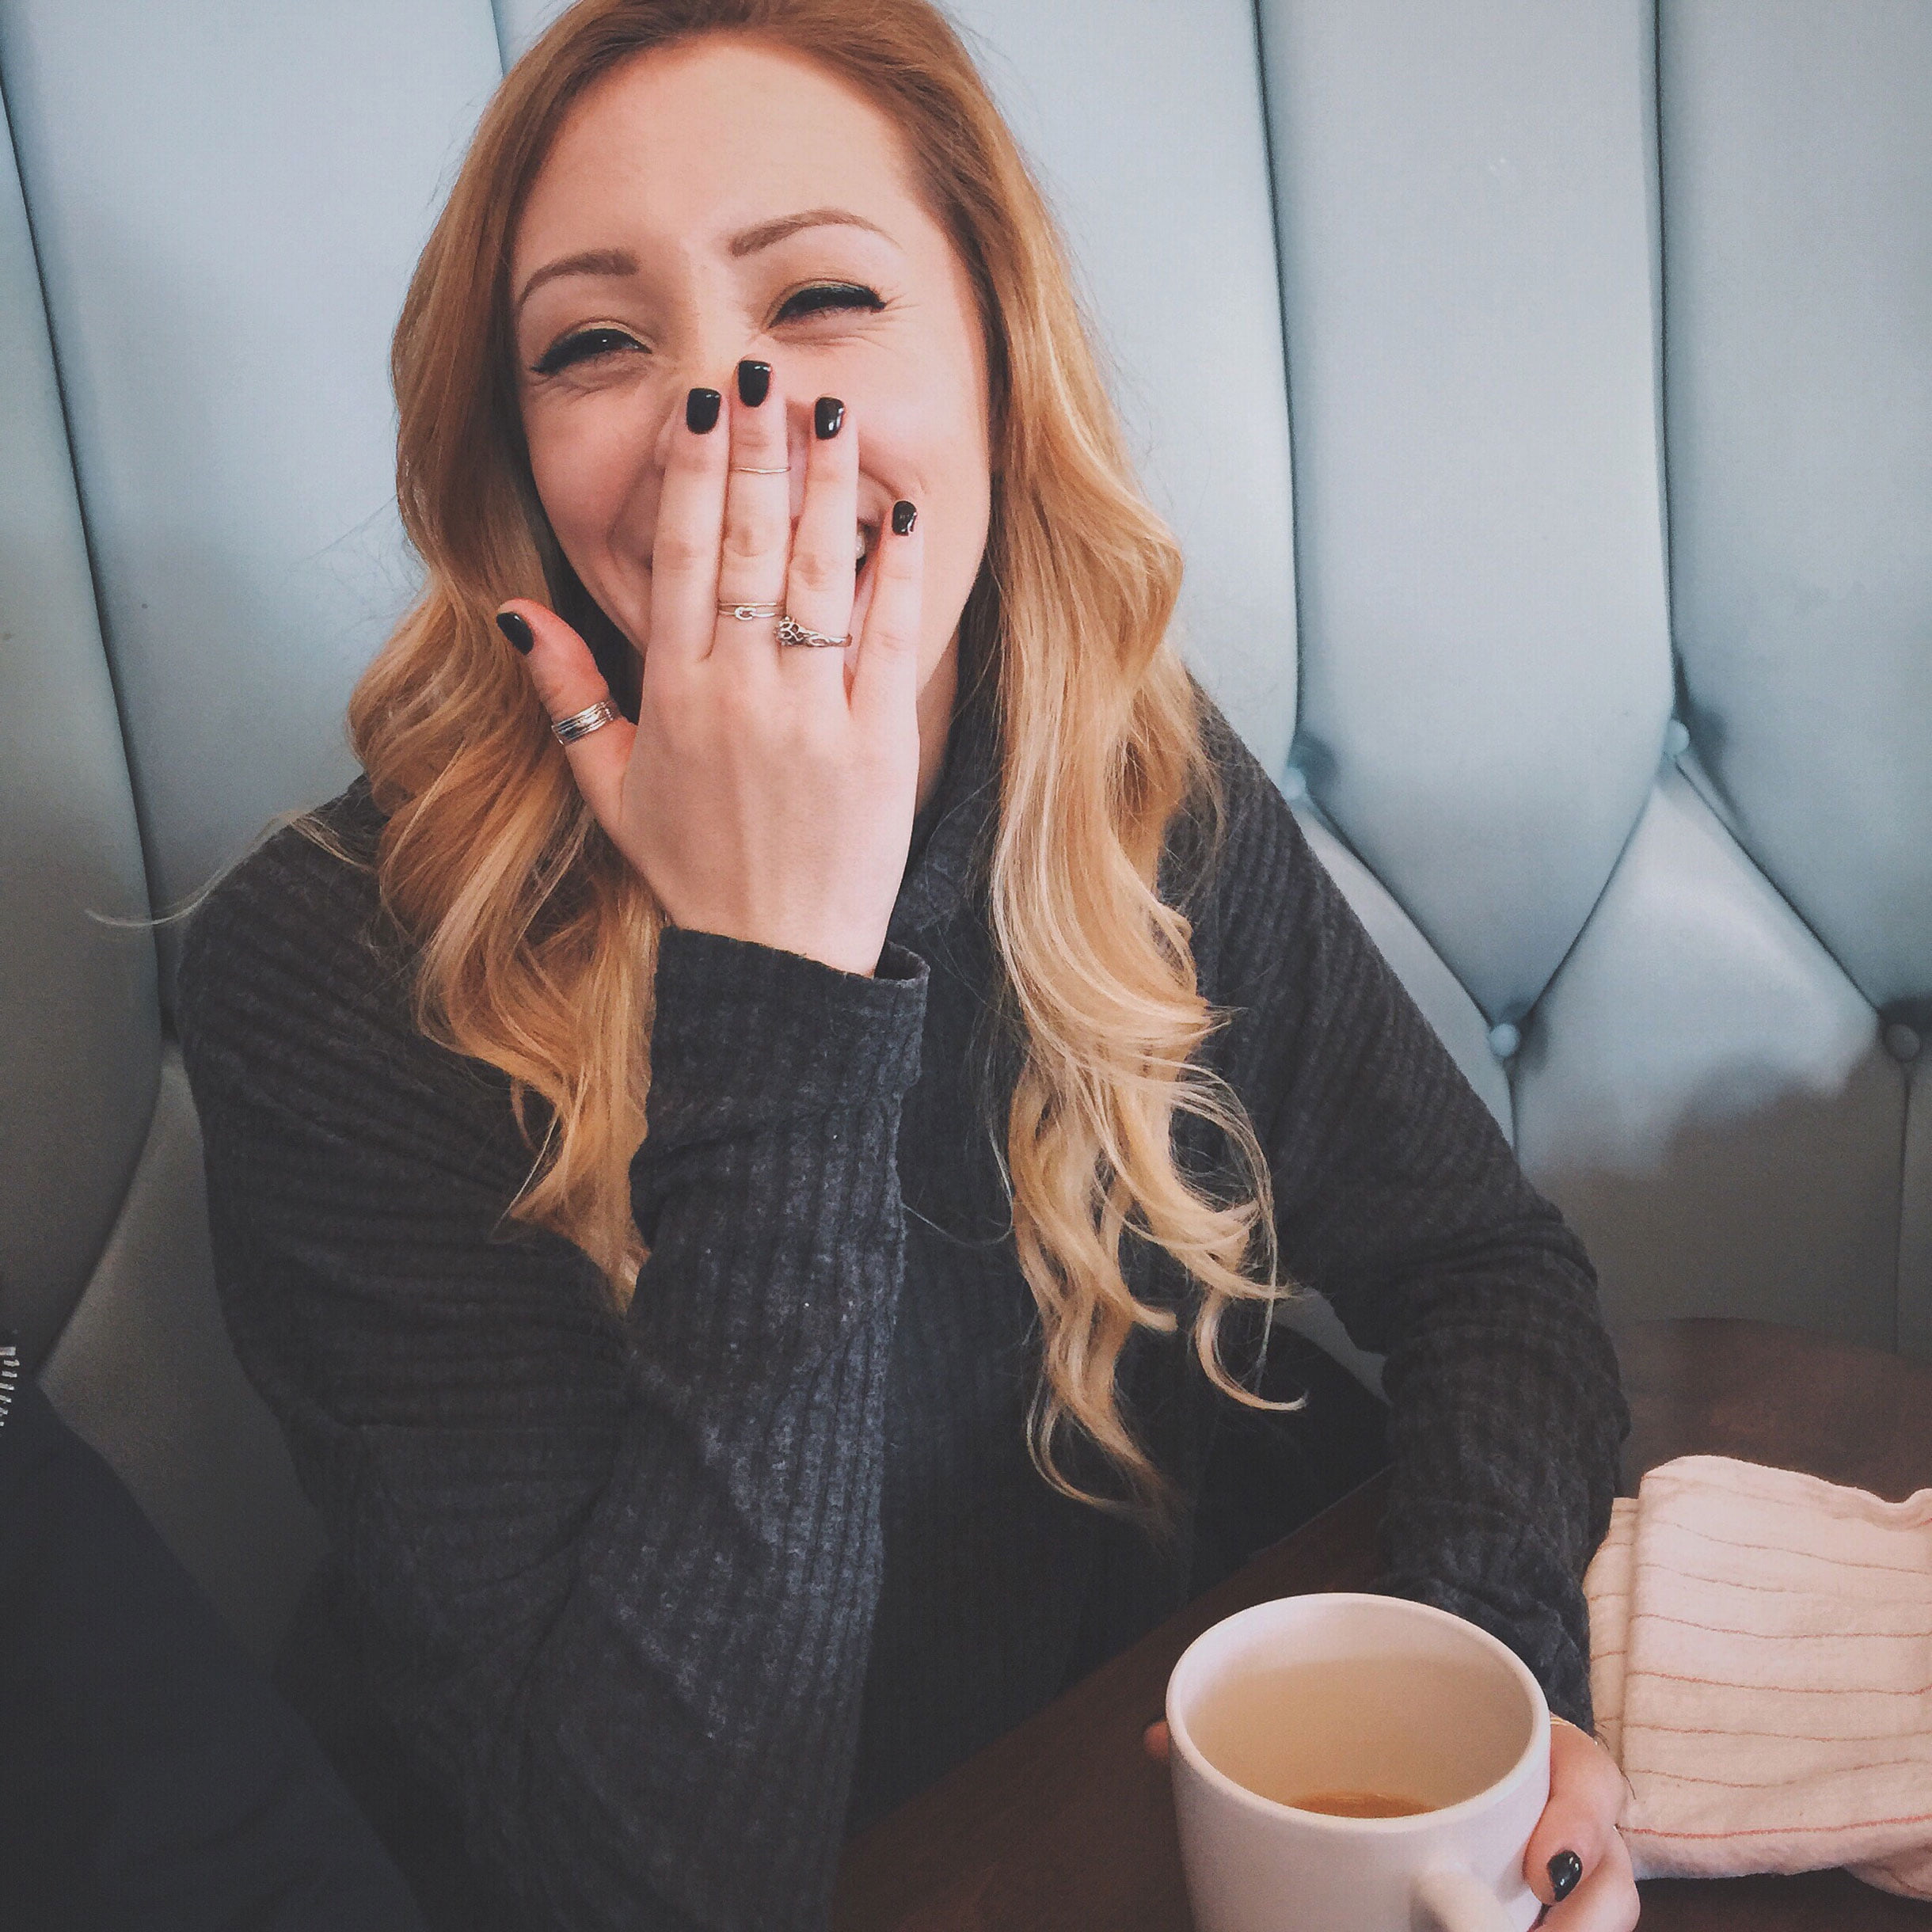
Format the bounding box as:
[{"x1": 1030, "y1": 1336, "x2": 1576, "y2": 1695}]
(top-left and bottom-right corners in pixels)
[{"x1": 515, "y1": 37, "x2": 926, "y2": 272}]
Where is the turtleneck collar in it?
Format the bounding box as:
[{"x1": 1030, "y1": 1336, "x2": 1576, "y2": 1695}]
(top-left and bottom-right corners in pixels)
[{"x1": 888, "y1": 656, "x2": 1001, "y2": 947}]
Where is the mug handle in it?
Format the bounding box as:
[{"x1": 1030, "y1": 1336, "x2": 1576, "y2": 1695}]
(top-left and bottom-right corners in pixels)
[{"x1": 1413, "y1": 1865, "x2": 1516, "y2": 1932}]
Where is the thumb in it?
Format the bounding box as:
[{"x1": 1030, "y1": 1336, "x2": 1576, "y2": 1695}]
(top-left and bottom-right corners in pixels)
[
  {"x1": 496, "y1": 600, "x2": 634, "y2": 835},
  {"x1": 1525, "y1": 1717, "x2": 1624, "y2": 1907}
]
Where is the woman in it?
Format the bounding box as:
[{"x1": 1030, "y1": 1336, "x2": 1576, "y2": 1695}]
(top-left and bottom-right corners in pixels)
[{"x1": 177, "y1": 2, "x2": 1636, "y2": 1926}]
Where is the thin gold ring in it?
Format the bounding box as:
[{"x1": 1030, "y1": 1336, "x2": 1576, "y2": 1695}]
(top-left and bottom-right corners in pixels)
[
  {"x1": 718, "y1": 602, "x2": 782, "y2": 621},
  {"x1": 728, "y1": 464, "x2": 789, "y2": 475}
]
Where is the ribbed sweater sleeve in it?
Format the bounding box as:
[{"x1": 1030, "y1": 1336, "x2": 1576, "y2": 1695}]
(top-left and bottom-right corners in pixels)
[
  {"x1": 1196, "y1": 713, "x2": 1628, "y2": 1730},
  {"x1": 177, "y1": 816, "x2": 926, "y2": 1932}
]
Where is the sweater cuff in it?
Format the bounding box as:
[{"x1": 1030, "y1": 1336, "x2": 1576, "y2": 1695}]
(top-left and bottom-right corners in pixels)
[
  {"x1": 1379, "y1": 1544, "x2": 1596, "y2": 1735},
  {"x1": 643, "y1": 928, "x2": 928, "y2": 1148}
]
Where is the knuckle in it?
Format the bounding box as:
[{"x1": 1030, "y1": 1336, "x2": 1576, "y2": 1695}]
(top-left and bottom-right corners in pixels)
[
  {"x1": 526, "y1": 662, "x2": 585, "y2": 715},
  {"x1": 788, "y1": 546, "x2": 846, "y2": 599},
  {"x1": 719, "y1": 508, "x2": 772, "y2": 568},
  {"x1": 653, "y1": 527, "x2": 712, "y2": 575},
  {"x1": 667, "y1": 430, "x2": 721, "y2": 477}
]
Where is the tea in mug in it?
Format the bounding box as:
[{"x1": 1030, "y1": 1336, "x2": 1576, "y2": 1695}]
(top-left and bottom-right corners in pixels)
[
  {"x1": 1287, "y1": 1789, "x2": 1432, "y2": 1818},
  {"x1": 1186, "y1": 1655, "x2": 1502, "y2": 1814}
]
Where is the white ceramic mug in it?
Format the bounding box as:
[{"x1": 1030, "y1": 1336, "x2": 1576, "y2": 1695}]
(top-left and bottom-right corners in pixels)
[{"x1": 1166, "y1": 1592, "x2": 1550, "y2": 1932}]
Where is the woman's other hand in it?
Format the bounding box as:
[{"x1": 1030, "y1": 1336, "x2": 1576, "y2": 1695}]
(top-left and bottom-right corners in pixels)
[
  {"x1": 1523, "y1": 1717, "x2": 1637, "y2": 1929},
  {"x1": 502, "y1": 367, "x2": 924, "y2": 979},
  {"x1": 1139, "y1": 1714, "x2": 1639, "y2": 1929}
]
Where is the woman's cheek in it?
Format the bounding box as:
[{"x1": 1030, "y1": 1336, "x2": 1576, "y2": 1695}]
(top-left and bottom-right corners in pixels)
[{"x1": 531, "y1": 422, "x2": 648, "y2": 573}]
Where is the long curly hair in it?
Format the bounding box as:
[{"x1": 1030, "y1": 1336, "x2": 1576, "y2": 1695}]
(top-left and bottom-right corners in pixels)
[{"x1": 347, "y1": 0, "x2": 1291, "y2": 1518}]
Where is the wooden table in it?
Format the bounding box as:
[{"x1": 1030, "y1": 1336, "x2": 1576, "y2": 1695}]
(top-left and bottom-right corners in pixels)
[{"x1": 835, "y1": 1318, "x2": 1932, "y2": 1930}]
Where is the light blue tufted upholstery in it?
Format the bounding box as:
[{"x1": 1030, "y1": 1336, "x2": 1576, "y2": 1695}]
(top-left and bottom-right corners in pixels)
[{"x1": 2, "y1": 0, "x2": 1926, "y2": 1663}]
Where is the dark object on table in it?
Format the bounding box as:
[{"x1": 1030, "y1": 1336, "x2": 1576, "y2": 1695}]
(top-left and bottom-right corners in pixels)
[{"x1": 0, "y1": 1327, "x2": 428, "y2": 1932}]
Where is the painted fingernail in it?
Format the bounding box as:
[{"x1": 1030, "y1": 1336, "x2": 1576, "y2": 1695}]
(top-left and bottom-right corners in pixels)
[
  {"x1": 815, "y1": 395, "x2": 845, "y2": 439},
  {"x1": 496, "y1": 610, "x2": 534, "y2": 655},
  {"x1": 1547, "y1": 1850, "x2": 1582, "y2": 1902},
  {"x1": 686, "y1": 386, "x2": 721, "y2": 433},
  {"x1": 736, "y1": 359, "x2": 770, "y2": 407},
  {"x1": 891, "y1": 498, "x2": 917, "y2": 535}
]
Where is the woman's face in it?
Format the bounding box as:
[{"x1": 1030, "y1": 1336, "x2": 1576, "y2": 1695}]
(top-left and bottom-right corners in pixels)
[{"x1": 511, "y1": 35, "x2": 995, "y2": 751}]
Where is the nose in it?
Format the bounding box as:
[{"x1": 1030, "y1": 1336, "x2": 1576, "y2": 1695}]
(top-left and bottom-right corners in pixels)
[{"x1": 647, "y1": 321, "x2": 773, "y2": 464}]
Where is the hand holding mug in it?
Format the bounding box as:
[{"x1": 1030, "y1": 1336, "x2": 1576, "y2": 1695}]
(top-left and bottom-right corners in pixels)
[
  {"x1": 1153, "y1": 1594, "x2": 1638, "y2": 1932},
  {"x1": 1145, "y1": 1704, "x2": 1634, "y2": 1929},
  {"x1": 500, "y1": 359, "x2": 925, "y2": 979}
]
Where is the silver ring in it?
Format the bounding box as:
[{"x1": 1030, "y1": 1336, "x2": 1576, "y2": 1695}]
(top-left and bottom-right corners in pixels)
[
  {"x1": 550, "y1": 698, "x2": 619, "y2": 745},
  {"x1": 718, "y1": 602, "x2": 782, "y2": 620},
  {"x1": 728, "y1": 464, "x2": 789, "y2": 475},
  {"x1": 777, "y1": 614, "x2": 851, "y2": 649}
]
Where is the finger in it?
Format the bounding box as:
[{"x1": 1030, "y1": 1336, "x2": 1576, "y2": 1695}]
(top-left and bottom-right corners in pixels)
[
  {"x1": 1542, "y1": 1820, "x2": 1638, "y2": 1931},
  {"x1": 645, "y1": 383, "x2": 729, "y2": 680},
  {"x1": 1143, "y1": 1720, "x2": 1171, "y2": 1763},
  {"x1": 779, "y1": 392, "x2": 858, "y2": 679},
  {"x1": 497, "y1": 599, "x2": 634, "y2": 835},
  {"x1": 713, "y1": 358, "x2": 791, "y2": 648},
  {"x1": 1526, "y1": 1720, "x2": 1626, "y2": 1907},
  {"x1": 849, "y1": 496, "x2": 923, "y2": 736}
]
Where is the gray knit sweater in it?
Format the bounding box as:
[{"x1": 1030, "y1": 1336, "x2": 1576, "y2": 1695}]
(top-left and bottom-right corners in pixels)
[{"x1": 176, "y1": 674, "x2": 1625, "y2": 1932}]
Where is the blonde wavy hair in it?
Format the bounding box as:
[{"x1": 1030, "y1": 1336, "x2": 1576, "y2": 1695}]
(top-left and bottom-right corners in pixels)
[{"x1": 348, "y1": 0, "x2": 1293, "y2": 1519}]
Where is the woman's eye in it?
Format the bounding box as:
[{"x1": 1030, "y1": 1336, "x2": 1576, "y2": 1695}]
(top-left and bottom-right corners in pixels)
[
  {"x1": 531, "y1": 326, "x2": 641, "y2": 377},
  {"x1": 775, "y1": 283, "x2": 884, "y2": 323}
]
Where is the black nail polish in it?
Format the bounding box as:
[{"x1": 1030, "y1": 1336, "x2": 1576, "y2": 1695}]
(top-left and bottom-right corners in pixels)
[
  {"x1": 686, "y1": 386, "x2": 721, "y2": 433},
  {"x1": 1547, "y1": 1850, "x2": 1582, "y2": 1903},
  {"x1": 736, "y1": 359, "x2": 770, "y2": 407},
  {"x1": 496, "y1": 610, "x2": 534, "y2": 655},
  {"x1": 814, "y1": 395, "x2": 845, "y2": 439},
  {"x1": 891, "y1": 498, "x2": 917, "y2": 535}
]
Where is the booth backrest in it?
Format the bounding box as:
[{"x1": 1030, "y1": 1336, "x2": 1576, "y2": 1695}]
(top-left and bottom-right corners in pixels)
[{"x1": 2, "y1": 0, "x2": 1927, "y2": 1662}]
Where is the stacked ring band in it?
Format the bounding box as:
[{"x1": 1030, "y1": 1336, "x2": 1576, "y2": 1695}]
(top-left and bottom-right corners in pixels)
[
  {"x1": 719, "y1": 602, "x2": 782, "y2": 620},
  {"x1": 550, "y1": 698, "x2": 619, "y2": 745},
  {"x1": 777, "y1": 614, "x2": 851, "y2": 649}
]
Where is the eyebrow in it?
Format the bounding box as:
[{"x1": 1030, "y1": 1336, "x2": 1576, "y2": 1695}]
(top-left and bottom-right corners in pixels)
[
  {"x1": 515, "y1": 208, "x2": 894, "y2": 314},
  {"x1": 515, "y1": 247, "x2": 637, "y2": 315},
  {"x1": 728, "y1": 206, "x2": 894, "y2": 257}
]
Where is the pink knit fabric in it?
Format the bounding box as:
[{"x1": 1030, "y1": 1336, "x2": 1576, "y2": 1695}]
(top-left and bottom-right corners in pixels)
[{"x1": 1586, "y1": 1455, "x2": 1932, "y2": 1900}]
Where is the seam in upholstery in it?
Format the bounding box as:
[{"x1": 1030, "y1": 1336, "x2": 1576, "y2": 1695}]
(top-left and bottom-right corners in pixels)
[
  {"x1": 1246, "y1": 0, "x2": 1306, "y2": 775},
  {"x1": 1650, "y1": 0, "x2": 1675, "y2": 636},
  {"x1": 1499, "y1": 0, "x2": 1687, "y2": 1091},
  {"x1": 0, "y1": 62, "x2": 161, "y2": 930}
]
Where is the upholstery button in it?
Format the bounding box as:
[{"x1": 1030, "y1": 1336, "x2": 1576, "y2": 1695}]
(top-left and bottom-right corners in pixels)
[
  {"x1": 1884, "y1": 1021, "x2": 1922, "y2": 1063},
  {"x1": 1664, "y1": 719, "x2": 1691, "y2": 759},
  {"x1": 1278, "y1": 765, "x2": 1310, "y2": 804},
  {"x1": 1487, "y1": 1021, "x2": 1521, "y2": 1060}
]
